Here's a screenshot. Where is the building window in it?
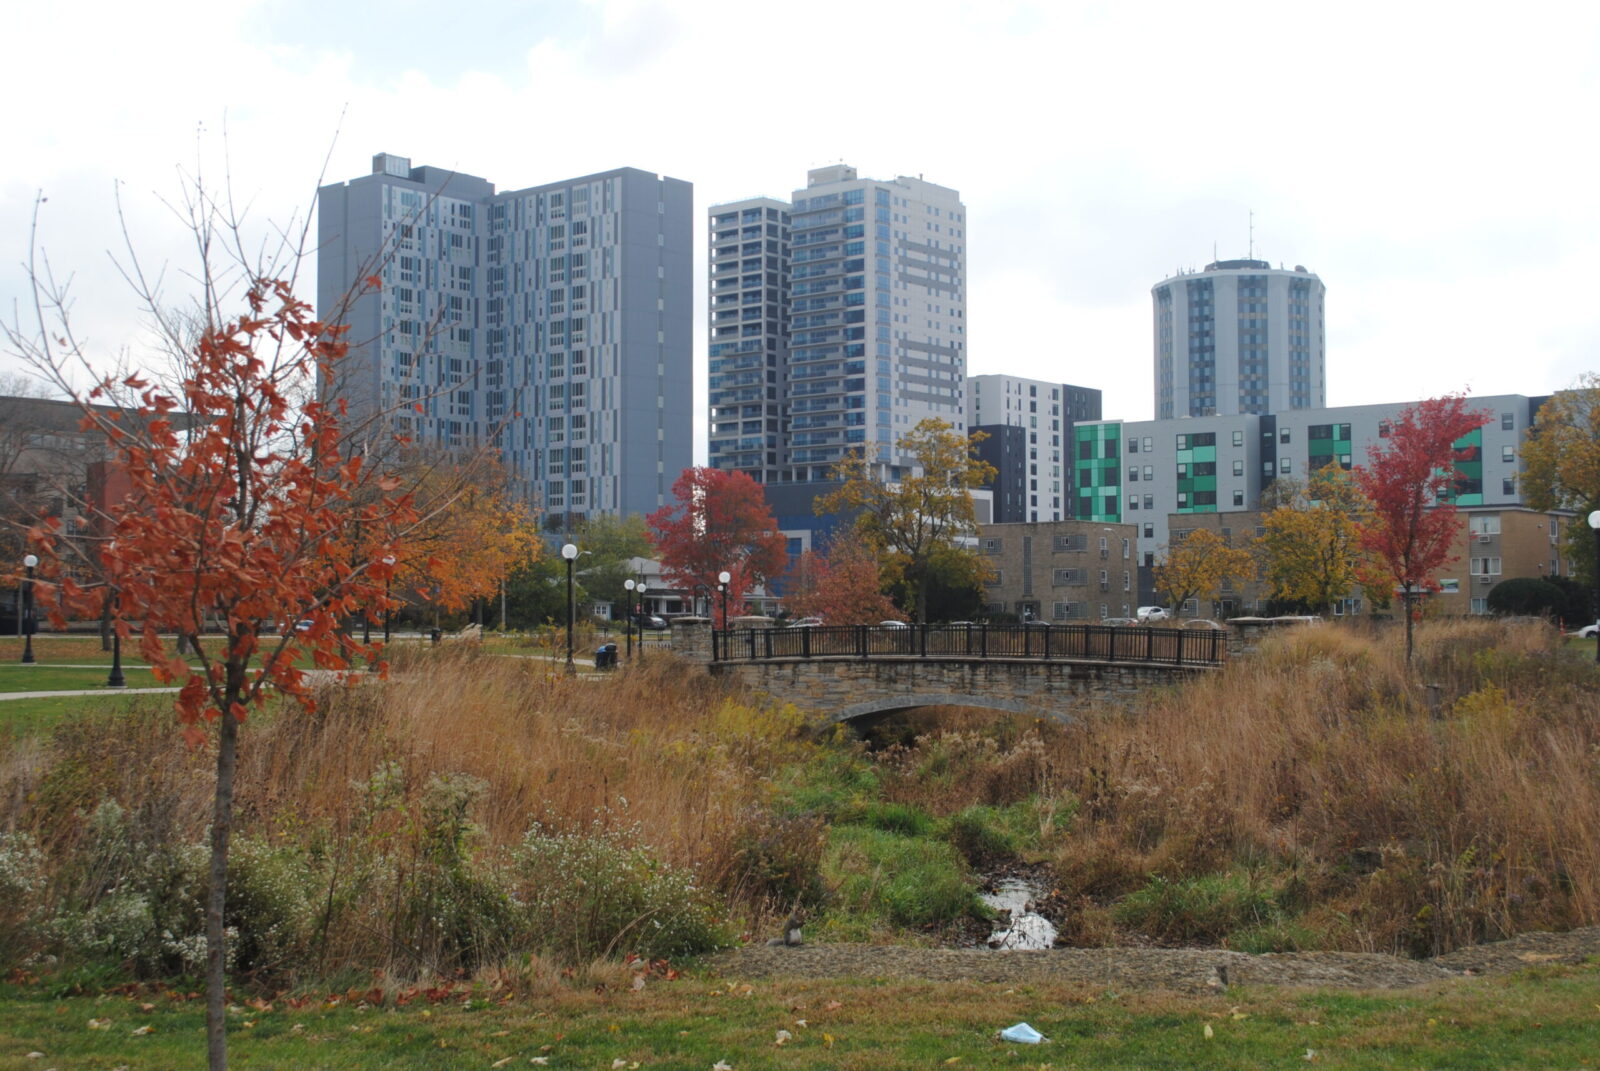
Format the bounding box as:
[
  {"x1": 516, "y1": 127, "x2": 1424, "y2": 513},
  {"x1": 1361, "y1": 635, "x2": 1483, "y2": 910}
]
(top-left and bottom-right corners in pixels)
[
  {"x1": 1232, "y1": 490, "x2": 1244, "y2": 506},
  {"x1": 1501, "y1": 412, "x2": 1514, "y2": 431},
  {"x1": 1280, "y1": 458, "x2": 1292, "y2": 474},
  {"x1": 1501, "y1": 445, "x2": 1515, "y2": 463},
  {"x1": 1143, "y1": 523, "x2": 1154, "y2": 538},
  {"x1": 1233, "y1": 459, "x2": 1244, "y2": 476},
  {"x1": 981, "y1": 537, "x2": 1003, "y2": 555},
  {"x1": 1232, "y1": 429, "x2": 1244, "y2": 447},
  {"x1": 1280, "y1": 428, "x2": 1291, "y2": 444},
  {"x1": 1503, "y1": 477, "x2": 1516, "y2": 495}
]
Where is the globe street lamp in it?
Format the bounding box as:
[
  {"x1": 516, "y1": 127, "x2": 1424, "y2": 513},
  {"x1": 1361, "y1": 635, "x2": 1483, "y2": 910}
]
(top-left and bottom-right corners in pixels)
[
  {"x1": 623, "y1": 578, "x2": 636, "y2": 661},
  {"x1": 1588, "y1": 510, "x2": 1600, "y2": 666},
  {"x1": 718, "y1": 570, "x2": 732, "y2": 630},
  {"x1": 21, "y1": 554, "x2": 38, "y2": 665},
  {"x1": 561, "y1": 543, "x2": 578, "y2": 673}
]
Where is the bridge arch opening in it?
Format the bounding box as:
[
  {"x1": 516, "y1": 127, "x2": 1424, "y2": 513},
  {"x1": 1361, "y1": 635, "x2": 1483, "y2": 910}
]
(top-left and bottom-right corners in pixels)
[{"x1": 824, "y1": 693, "x2": 1079, "y2": 736}]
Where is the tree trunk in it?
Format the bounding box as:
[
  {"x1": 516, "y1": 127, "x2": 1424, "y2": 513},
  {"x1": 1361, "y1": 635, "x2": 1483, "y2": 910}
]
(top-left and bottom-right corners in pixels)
[
  {"x1": 1403, "y1": 587, "x2": 1415, "y2": 667},
  {"x1": 205, "y1": 701, "x2": 240, "y2": 1070},
  {"x1": 99, "y1": 596, "x2": 112, "y2": 652}
]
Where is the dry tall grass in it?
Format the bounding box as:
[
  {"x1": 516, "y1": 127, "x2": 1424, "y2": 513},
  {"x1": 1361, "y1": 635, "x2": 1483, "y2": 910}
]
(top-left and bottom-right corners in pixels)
[{"x1": 1042, "y1": 618, "x2": 1600, "y2": 954}]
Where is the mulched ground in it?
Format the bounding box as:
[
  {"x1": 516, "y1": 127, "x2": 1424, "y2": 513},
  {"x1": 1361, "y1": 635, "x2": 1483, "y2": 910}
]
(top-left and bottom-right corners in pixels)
[{"x1": 712, "y1": 926, "x2": 1600, "y2": 992}]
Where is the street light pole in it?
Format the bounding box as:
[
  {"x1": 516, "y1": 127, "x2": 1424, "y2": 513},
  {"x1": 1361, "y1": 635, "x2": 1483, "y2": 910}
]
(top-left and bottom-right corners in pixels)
[
  {"x1": 383, "y1": 555, "x2": 396, "y2": 644},
  {"x1": 637, "y1": 581, "x2": 648, "y2": 662},
  {"x1": 562, "y1": 542, "x2": 578, "y2": 673},
  {"x1": 718, "y1": 569, "x2": 731, "y2": 630},
  {"x1": 1588, "y1": 510, "x2": 1600, "y2": 666},
  {"x1": 623, "y1": 578, "x2": 635, "y2": 661},
  {"x1": 21, "y1": 554, "x2": 37, "y2": 665},
  {"x1": 106, "y1": 588, "x2": 126, "y2": 688}
]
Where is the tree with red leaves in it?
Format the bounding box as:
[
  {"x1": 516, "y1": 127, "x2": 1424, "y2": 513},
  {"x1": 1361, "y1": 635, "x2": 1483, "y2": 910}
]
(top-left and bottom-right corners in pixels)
[
  {"x1": 647, "y1": 467, "x2": 787, "y2": 627},
  {"x1": 5, "y1": 187, "x2": 488, "y2": 1069},
  {"x1": 1354, "y1": 395, "x2": 1491, "y2": 665},
  {"x1": 783, "y1": 538, "x2": 903, "y2": 625}
]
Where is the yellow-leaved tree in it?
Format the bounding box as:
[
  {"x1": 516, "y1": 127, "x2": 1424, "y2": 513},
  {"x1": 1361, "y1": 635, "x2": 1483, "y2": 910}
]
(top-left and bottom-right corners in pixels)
[
  {"x1": 1153, "y1": 528, "x2": 1255, "y2": 617},
  {"x1": 1255, "y1": 463, "x2": 1379, "y2": 614}
]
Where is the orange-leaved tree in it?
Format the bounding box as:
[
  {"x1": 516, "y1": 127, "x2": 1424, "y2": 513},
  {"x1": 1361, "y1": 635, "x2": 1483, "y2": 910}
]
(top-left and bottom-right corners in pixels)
[
  {"x1": 647, "y1": 466, "x2": 788, "y2": 627},
  {"x1": 12, "y1": 276, "x2": 484, "y2": 1069},
  {"x1": 1354, "y1": 395, "x2": 1491, "y2": 665},
  {"x1": 783, "y1": 538, "x2": 902, "y2": 624}
]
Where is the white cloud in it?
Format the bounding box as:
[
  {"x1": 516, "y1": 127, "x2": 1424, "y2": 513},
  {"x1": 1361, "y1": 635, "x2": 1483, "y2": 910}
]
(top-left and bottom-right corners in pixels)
[{"x1": 4, "y1": 0, "x2": 1597, "y2": 445}]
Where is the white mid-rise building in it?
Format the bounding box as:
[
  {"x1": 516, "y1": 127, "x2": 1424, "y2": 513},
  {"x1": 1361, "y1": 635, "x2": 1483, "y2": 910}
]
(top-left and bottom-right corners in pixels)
[{"x1": 1152, "y1": 258, "x2": 1326, "y2": 419}]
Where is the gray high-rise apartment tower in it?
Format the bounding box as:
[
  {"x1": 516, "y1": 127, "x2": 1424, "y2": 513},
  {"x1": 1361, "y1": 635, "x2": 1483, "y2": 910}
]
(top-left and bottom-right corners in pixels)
[
  {"x1": 709, "y1": 164, "x2": 967, "y2": 484},
  {"x1": 318, "y1": 153, "x2": 693, "y2": 525},
  {"x1": 1152, "y1": 259, "x2": 1326, "y2": 419}
]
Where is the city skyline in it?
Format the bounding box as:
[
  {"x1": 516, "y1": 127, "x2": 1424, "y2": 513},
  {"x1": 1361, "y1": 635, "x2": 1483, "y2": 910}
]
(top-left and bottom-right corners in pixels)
[{"x1": 2, "y1": 0, "x2": 1596, "y2": 462}]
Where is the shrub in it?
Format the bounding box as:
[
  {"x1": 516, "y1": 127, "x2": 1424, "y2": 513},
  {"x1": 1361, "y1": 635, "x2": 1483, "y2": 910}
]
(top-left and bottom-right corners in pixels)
[
  {"x1": 1486, "y1": 577, "x2": 1566, "y2": 618},
  {"x1": 508, "y1": 823, "x2": 727, "y2": 963},
  {"x1": 0, "y1": 832, "x2": 46, "y2": 967},
  {"x1": 721, "y1": 811, "x2": 828, "y2": 909}
]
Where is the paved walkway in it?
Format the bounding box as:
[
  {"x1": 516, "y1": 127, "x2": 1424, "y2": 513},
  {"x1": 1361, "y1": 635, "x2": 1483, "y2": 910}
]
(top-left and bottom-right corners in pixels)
[{"x1": 0, "y1": 687, "x2": 180, "y2": 701}]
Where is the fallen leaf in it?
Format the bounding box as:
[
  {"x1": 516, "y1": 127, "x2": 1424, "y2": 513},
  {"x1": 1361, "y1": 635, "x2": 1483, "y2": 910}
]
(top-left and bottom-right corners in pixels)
[
  {"x1": 713, "y1": 1061, "x2": 733, "y2": 1070},
  {"x1": 139, "y1": 1003, "x2": 155, "y2": 1013},
  {"x1": 88, "y1": 1019, "x2": 112, "y2": 1030},
  {"x1": 131, "y1": 1025, "x2": 155, "y2": 1036},
  {"x1": 1230, "y1": 1010, "x2": 1248, "y2": 1021},
  {"x1": 824, "y1": 1000, "x2": 843, "y2": 1011},
  {"x1": 1304, "y1": 1050, "x2": 1318, "y2": 1062},
  {"x1": 775, "y1": 1029, "x2": 792, "y2": 1046},
  {"x1": 530, "y1": 1060, "x2": 550, "y2": 1067},
  {"x1": 1203, "y1": 1023, "x2": 1214, "y2": 1040},
  {"x1": 824, "y1": 1034, "x2": 834, "y2": 1049},
  {"x1": 613, "y1": 1060, "x2": 628, "y2": 1069},
  {"x1": 25, "y1": 1055, "x2": 43, "y2": 1061},
  {"x1": 945, "y1": 1058, "x2": 962, "y2": 1065},
  {"x1": 632, "y1": 976, "x2": 647, "y2": 991},
  {"x1": 794, "y1": 1019, "x2": 808, "y2": 1028},
  {"x1": 490, "y1": 1030, "x2": 510, "y2": 1037},
  {"x1": 493, "y1": 1059, "x2": 515, "y2": 1068}
]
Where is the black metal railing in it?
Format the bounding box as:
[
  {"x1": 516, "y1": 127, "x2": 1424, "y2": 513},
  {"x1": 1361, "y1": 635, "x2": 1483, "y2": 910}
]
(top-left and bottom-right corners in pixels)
[{"x1": 710, "y1": 623, "x2": 1226, "y2": 667}]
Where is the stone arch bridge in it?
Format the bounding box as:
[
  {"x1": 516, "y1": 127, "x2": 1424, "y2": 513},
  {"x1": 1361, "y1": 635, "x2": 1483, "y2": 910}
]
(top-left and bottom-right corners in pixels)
[{"x1": 670, "y1": 621, "x2": 1225, "y2": 730}]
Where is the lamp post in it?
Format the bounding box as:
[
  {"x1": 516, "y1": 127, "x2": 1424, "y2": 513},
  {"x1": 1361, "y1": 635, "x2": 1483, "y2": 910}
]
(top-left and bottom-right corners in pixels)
[
  {"x1": 21, "y1": 554, "x2": 37, "y2": 665},
  {"x1": 383, "y1": 556, "x2": 396, "y2": 643},
  {"x1": 637, "y1": 581, "x2": 648, "y2": 662},
  {"x1": 562, "y1": 542, "x2": 578, "y2": 673},
  {"x1": 1588, "y1": 510, "x2": 1600, "y2": 666},
  {"x1": 623, "y1": 578, "x2": 636, "y2": 661},
  {"x1": 106, "y1": 587, "x2": 125, "y2": 688},
  {"x1": 718, "y1": 570, "x2": 731, "y2": 630}
]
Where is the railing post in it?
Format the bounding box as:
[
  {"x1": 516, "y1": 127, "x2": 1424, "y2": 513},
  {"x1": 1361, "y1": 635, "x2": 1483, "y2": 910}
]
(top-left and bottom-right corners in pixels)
[
  {"x1": 802, "y1": 628, "x2": 811, "y2": 659},
  {"x1": 858, "y1": 624, "x2": 868, "y2": 659},
  {"x1": 1176, "y1": 628, "x2": 1186, "y2": 665},
  {"x1": 1043, "y1": 625, "x2": 1051, "y2": 661},
  {"x1": 757, "y1": 628, "x2": 767, "y2": 659},
  {"x1": 1146, "y1": 626, "x2": 1154, "y2": 662},
  {"x1": 920, "y1": 623, "x2": 927, "y2": 658},
  {"x1": 712, "y1": 628, "x2": 720, "y2": 662},
  {"x1": 981, "y1": 623, "x2": 988, "y2": 660}
]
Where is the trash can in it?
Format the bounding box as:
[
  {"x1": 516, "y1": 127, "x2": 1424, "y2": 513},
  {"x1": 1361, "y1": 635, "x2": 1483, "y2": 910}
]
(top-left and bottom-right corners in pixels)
[
  {"x1": 430, "y1": 627, "x2": 442, "y2": 646},
  {"x1": 595, "y1": 642, "x2": 618, "y2": 670}
]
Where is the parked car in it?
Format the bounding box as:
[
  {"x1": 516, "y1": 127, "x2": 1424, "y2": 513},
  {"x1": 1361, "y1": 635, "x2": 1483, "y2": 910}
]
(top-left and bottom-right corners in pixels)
[
  {"x1": 1102, "y1": 617, "x2": 1139, "y2": 628},
  {"x1": 631, "y1": 613, "x2": 669, "y2": 631},
  {"x1": 1136, "y1": 606, "x2": 1170, "y2": 623},
  {"x1": 1182, "y1": 618, "x2": 1226, "y2": 631},
  {"x1": 788, "y1": 617, "x2": 825, "y2": 628},
  {"x1": 878, "y1": 620, "x2": 909, "y2": 628},
  {"x1": 1576, "y1": 622, "x2": 1600, "y2": 639}
]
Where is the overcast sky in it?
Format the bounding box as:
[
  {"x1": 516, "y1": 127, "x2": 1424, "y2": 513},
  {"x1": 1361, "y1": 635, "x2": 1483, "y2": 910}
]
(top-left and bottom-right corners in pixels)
[{"x1": 3, "y1": 0, "x2": 1596, "y2": 459}]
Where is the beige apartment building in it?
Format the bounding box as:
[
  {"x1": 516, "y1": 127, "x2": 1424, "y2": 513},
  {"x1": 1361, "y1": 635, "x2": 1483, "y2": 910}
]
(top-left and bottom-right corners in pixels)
[
  {"x1": 975, "y1": 519, "x2": 1143, "y2": 622},
  {"x1": 1168, "y1": 506, "x2": 1574, "y2": 618}
]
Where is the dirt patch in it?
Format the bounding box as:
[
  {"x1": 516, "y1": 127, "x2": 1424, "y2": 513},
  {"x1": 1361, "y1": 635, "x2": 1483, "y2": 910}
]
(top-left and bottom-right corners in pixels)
[{"x1": 712, "y1": 926, "x2": 1600, "y2": 992}]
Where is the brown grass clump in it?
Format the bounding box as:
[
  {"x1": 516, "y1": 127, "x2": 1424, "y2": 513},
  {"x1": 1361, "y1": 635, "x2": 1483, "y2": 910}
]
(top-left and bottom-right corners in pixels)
[
  {"x1": 0, "y1": 648, "x2": 818, "y2": 975},
  {"x1": 1046, "y1": 617, "x2": 1600, "y2": 955}
]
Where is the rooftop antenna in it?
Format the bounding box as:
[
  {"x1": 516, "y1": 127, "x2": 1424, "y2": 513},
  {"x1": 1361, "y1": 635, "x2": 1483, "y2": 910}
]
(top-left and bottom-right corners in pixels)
[{"x1": 1248, "y1": 210, "x2": 1255, "y2": 259}]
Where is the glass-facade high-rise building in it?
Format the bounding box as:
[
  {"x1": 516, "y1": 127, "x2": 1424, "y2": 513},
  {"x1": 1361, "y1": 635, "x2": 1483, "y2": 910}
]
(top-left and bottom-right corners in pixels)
[
  {"x1": 318, "y1": 154, "x2": 693, "y2": 526},
  {"x1": 1152, "y1": 259, "x2": 1326, "y2": 420},
  {"x1": 708, "y1": 164, "x2": 967, "y2": 485}
]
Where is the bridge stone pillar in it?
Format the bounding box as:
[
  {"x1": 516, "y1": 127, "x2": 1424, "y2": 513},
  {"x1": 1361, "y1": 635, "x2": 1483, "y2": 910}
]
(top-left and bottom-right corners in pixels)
[{"x1": 670, "y1": 617, "x2": 712, "y2": 663}]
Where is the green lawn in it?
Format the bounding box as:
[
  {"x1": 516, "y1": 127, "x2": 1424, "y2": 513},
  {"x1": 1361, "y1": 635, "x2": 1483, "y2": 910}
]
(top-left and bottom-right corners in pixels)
[
  {"x1": 0, "y1": 692, "x2": 164, "y2": 738},
  {"x1": 0, "y1": 663, "x2": 162, "y2": 692},
  {"x1": 1, "y1": 963, "x2": 1597, "y2": 1070}
]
